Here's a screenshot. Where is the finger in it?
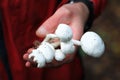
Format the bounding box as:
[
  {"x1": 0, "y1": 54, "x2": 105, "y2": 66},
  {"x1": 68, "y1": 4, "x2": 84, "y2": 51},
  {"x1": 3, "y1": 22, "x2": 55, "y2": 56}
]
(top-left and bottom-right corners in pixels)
[
  {"x1": 23, "y1": 48, "x2": 34, "y2": 60},
  {"x1": 70, "y1": 17, "x2": 84, "y2": 40},
  {"x1": 23, "y1": 53, "x2": 29, "y2": 60},
  {"x1": 25, "y1": 61, "x2": 31, "y2": 67},
  {"x1": 25, "y1": 60, "x2": 38, "y2": 68},
  {"x1": 27, "y1": 48, "x2": 34, "y2": 53}
]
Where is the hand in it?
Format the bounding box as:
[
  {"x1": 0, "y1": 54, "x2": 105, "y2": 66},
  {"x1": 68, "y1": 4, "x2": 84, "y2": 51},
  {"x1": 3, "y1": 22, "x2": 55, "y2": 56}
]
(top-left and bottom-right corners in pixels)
[{"x1": 23, "y1": 2, "x2": 89, "y2": 68}]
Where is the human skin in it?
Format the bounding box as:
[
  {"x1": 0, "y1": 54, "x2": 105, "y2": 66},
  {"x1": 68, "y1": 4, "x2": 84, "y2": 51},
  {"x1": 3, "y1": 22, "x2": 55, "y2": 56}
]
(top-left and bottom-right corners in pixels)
[{"x1": 23, "y1": 2, "x2": 89, "y2": 68}]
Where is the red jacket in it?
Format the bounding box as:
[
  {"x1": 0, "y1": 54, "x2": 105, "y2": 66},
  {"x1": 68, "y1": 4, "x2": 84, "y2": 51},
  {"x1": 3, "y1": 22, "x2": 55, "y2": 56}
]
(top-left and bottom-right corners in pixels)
[{"x1": 0, "y1": 0, "x2": 106, "y2": 80}]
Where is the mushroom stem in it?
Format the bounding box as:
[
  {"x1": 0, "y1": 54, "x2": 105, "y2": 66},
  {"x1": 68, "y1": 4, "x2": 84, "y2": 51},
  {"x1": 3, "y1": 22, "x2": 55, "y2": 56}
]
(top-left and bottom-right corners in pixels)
[
  {"x1": 72, "y1": 39, "x2": 81, "y2": 46},
  {"x1": 43, "y1": 34, "x2": 58, "y2": 42},
  {"x1": 51, "y1": 41, "x2": 60, "y2": 48}
]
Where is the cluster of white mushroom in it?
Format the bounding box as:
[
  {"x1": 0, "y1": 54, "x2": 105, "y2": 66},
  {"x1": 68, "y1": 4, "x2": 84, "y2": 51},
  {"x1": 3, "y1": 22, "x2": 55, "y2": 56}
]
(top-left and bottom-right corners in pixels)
[{"x1": 28, "y1": 24, "x2": 105, "y2": 68}]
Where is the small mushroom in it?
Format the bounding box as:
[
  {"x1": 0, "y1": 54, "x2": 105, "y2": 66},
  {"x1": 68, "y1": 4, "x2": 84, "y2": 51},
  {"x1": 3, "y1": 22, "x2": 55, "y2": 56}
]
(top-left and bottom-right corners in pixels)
[
  {"x1": 55, "y1": 50, "x2": 65, "y2": 61},
  {"x1": 61, "y1": 41, "x2": 75, "y2": 54},
  {"x1": 37, "y1": 42, "x2": 55, "y2": 63},
  {"x1": 28, "y1": 50, "x2": 46, "y2": 68},
  {"x1": 43, "y1": 24, "x2": 73, "y2": 43},
  {"x1": 28, "y1": 42, "x2": 56, "y2": 68},
  {"x1": 55, "y1": 24, "x2": 73, "y2": 42}
]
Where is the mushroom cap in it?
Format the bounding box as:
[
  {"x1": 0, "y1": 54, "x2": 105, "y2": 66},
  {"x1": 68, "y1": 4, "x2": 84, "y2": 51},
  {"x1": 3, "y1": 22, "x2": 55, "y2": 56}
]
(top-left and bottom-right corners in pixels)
[
  {"x1": 80, "y1": 31, "x2": 105, "y2": 57},
  {"x1": 61, "y1": 41, "x2": 75, "y2": 54},
  {"x1": 55, "y1": 24, "x2": 73, "y2": 42},
  {"x1": 37, "y1": 42, "x2": 55, "y2": 63},
  {"x1": 28, "y1": 50, "x2": 46, "y2": 68},
  {"x1": 55, "y1": 50, "x2": 65, "y2": 61},
  {"x1": 35, "y1": 53, "x2": 46, "y2": 68}
]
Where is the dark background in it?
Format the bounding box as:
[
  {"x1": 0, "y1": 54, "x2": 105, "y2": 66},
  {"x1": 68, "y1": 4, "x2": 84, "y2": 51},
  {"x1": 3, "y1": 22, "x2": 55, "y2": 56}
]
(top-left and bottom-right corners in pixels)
[{"x1": 81, "y1": 0, "x2": 120, "y2": 80}]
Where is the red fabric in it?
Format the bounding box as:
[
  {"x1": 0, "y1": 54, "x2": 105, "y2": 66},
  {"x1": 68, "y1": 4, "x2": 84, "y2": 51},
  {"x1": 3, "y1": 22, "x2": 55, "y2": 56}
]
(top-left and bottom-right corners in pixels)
[
  {"x1": 0, "y1": 60, "x2": 8, "y2": 80},
  {"x1": 0, "y1": 0, "x2": 83, "y2": 80},
  {"x1": 0, "y1": 0, "x2": 106, "y2": 80},
  {"x1": 91, "y1": 0, "x2": 107, "y2": 17}
]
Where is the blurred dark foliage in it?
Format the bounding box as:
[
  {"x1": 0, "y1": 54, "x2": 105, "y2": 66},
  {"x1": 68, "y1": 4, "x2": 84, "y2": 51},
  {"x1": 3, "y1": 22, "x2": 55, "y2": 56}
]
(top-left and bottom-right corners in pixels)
[{"x1": 81, "y1": 0, "x2": 120, "y2": 80}]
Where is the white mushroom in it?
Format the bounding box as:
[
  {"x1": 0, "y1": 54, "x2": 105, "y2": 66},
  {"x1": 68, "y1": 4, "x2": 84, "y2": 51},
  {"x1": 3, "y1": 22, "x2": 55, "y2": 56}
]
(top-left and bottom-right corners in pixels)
[
  {"x1": 72, "y1": 31, "x2": 105, "y2": 57},
  {"x1": 55, "y1": 24, "x2": 73, "y2": 42},
  {"x1": 28, "y1": 42, "x2": 56, "y2": 68},
  {"x1": 28, "y1": 50, "x2": 46, "y2": 68},
  {"x1": 61, "y1": 41, "x2": 75, "y2": 54},
  {"x1": 38, "y1": 42, "x2": 55, "y2": 63},
  {"x1": 55, "y1": 50, "x2": 65, "y2": 61},
  {"x1": 80, "y1": 31, "x2": 105, "y2": 57},
  {"x1": 43, "y1": 24, "x2": 73, "y2": 43}
]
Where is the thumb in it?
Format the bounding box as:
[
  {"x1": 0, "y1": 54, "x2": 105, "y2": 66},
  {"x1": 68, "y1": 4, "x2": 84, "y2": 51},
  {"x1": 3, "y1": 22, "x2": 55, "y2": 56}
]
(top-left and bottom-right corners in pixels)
[
  {"x1": 36, "y1": 7, "x2": 71, "y2": 38},
  {"x1": 36, "y1": 15, "x2": 59, "y2": 38}
]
